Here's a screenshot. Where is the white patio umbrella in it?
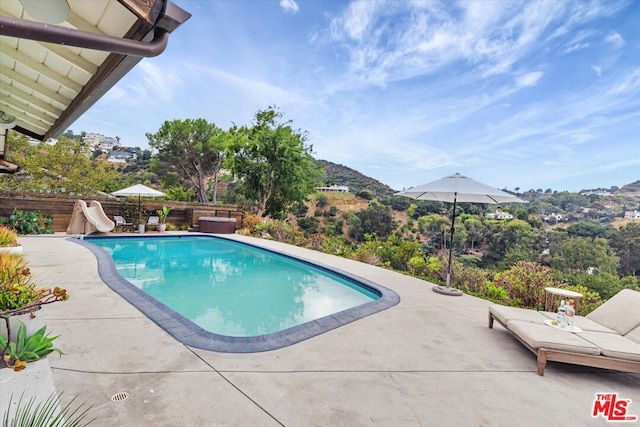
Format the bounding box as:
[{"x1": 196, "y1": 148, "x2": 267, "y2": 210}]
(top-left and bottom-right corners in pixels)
[
  {"x1": 111, "y1": 184, "x2": 166, "y2": 224},
  {"x1": 395, "y1": 173, "x2": 527, "y2": 296}
]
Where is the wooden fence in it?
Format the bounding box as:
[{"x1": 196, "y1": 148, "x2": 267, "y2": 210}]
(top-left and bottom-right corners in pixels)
[{"x1": 0, "y1": 192, "x2": 244, "y2": 233}]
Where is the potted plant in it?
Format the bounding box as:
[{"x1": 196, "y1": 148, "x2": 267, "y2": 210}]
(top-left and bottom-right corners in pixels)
[
  {"x1": 0, "y1": 252, "x2": 68, "y2": 371},
  {"x1": 0, "y1": 225, "x2": 21, "y2": 254},
  {"x1": 156, "y1": 206, "x2": 172, "y2": 233}
]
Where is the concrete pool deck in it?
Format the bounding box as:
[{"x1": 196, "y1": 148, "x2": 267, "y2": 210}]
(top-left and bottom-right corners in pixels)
[{"x1": 4, "y1": 233, "x2": 640, "y2": 426}]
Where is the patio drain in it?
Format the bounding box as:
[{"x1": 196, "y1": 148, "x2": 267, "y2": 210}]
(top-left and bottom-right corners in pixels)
[{"x1": 111, "y1": 392, "x2": 130, "y2": 402}]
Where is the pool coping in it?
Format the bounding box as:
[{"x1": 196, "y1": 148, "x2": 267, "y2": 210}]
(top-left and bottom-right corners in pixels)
[{"x1": 69, "y1": 234, "x2": 400, "y2": 353}]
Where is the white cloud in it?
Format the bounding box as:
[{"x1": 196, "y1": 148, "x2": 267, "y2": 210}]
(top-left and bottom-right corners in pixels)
[
  {"x1": 515, "y1": 71, "x2": 544, "y2": 87},
  {"x1": 280, "y1": 0, "x2": 299, "y2": 14},
  {"x1": 604, "y1": 31, "x2": 625, "y2": 48}
]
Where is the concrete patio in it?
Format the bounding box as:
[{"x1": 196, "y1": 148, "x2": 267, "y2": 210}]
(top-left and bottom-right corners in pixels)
[{"x1": 3, "y1": 234, "x2": 639, "y2": 426}]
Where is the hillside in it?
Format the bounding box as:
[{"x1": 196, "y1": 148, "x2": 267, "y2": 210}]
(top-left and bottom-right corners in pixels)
[{"x1": 316, "y1": 159, "x2": 396, "y2": 197}]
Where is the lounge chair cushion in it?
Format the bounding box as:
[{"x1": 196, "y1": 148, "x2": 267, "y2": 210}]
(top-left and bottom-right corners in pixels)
[
  {"x1": 507, "y1": 320, "x2": 601, "y2": 356},
  {"x1": 489, "y1": 305, "x2": 548, "y2": 325},
  {"x1": 579, "y1": 331, "x2": 640, "y2": 362},
  {"x1": 570, "y1": 316, "x2": 618, "y2": 333},
  {"x1": 625, "y1": 326, "x2": 640, "y2": 345},
  {"x1": 586, "y1": 289, "x2": 640, "y2": 335}
]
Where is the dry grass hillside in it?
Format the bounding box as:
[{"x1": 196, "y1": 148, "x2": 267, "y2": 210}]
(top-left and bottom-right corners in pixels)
[{"x1": 286, "y1": 191, "x2": 412, "y2": 240}]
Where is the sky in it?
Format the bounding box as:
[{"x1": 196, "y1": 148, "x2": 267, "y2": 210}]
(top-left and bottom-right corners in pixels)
[{"x1": 71, "y1": 0, "x2": 640, "y2": 193}]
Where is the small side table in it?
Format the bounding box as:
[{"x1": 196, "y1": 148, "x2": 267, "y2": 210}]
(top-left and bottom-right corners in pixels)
[{"x1": 544, "y1": 287, "x2": 583, "y2": 312}]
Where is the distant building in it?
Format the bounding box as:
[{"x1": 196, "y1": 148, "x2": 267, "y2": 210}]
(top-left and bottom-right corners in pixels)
[
  {"x1": 486, "y1": 210, "x2": 514, "y2": 220},
  {"x1": 108, "y1": 151, "x2": 136, "y2": 163},
  {"x1": 581, "y1": 190, "x2": 611, "y2": 196},
  {"x1": 624, "y1": 210, "x2": 640, "y2": 220},
  {"x1": 541, "y1": 213, "x2": 564, "y2": 222},
  {"x1": 82, "y1": 133, "x2": 118, "y2": 151},
  {"x1": 316, "y1": 185, "x2": 349, "y2": 193}
]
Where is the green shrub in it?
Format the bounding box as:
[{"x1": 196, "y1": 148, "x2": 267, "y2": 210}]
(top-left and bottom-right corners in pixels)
[
  {"x1": 494, "y1": 261, "x2": 559, "y2": 309},
  {"x1": 297, "y1": 217, "x2": 319, "y2": 234},
  {"x1": 562, "y1": 284, "x2": 604, "y2": 315},
  {"x1": 0, "y1": 210, "x2": 53, "y2": 235},
  {"x1": 481, "y1": 282, "x2": 510, "y2": 303}
]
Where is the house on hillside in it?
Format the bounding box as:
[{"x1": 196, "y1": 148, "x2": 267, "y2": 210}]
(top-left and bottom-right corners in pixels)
[
  {"x1": 486, "y1": 210, "x2": 514, "y2": 220},
  {"x1": 108, "y1": 150, "x2": 136, "y2": 164},
  {"x1": 541, "y1": 213, "x2": 564, "y2": 223},
  {"x1": 316, "y1": 185, "x2": 349, "y2": 193},
  {"x1": 624, "y1": 210, "x2": 640, "y2": 220}
]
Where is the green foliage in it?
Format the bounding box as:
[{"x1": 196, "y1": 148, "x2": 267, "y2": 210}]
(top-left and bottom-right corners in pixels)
[
  {"x1": 356, "y1": 189, "x2": 374, "y2": 200},
  {"x1": 481, "y1": 219, "x2": 534, "y2": 268},
  {"x1": 354, "y1": 201, "x2": 394, "y2": 240},
  {"x1": 455, "y1": 266, "x2": 492, "y2": 293},
  {"x1": 291, "y1": 203, "x2": 309, "y2": 217},
  {"x1": 156, "y1": 206, "x2": 172, "y2": 224},
  {"x1": 481, "y1": 282, "x2": 510, "y2": 303},
  {"x1": 315, "y1": 194, "x2": 329, "y2": 208},
  {"x1": 0, "y1": 322, "x2": 62, "y2": 371},
  {"x1": 561, "y1": 284, "x2": 603, "y2": 315},
  {"x1": 0, "y1": 135, "x2": 118, "y2": 195},
  {"x1": 494, "y1": 261, "x2": 559, "y2": 309},
  {"x1": 565, "y1": 272, "x2": 625, "y2": 300},
  {"x1": 566, "y1": 221, "x2": 610, "y2": 239},
  {"x1": 609, "y1": 222, "x2": 640, "y2": 277},
  {"x1": 164, "y1": 185, "x2": 195, "y2": 202},
  {"x1": 0, "y1": 210, "x2": 53, "y2": 235},
  {"x1": 226, "y1": 107, "x2": 320, "y2": 217},
  {"x1": 408, "y1": 256, "x2": 428, "y2": 276},
  {"x1": 2, "y1": 391, "x2": 94, "y2": 426},
  {"x1": 549, "y1": 236, "x2": 619, "y2": 275},
  {"x1": 0, "y1": 254, "x2": 37, "y2": 311},
  {"x1": 0, "y1": 253, "x2": 69, "y2": 317},
  {"x1": 297, "y1": 217, "x2": 319, "y2": 234},
  {"x1": 147, "y1": 118, "x2": 227, "y2": 204}
]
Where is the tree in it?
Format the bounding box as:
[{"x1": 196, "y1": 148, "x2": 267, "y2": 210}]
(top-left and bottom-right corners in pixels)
[
  {"x1": 482, "y1": 219, "x2": 534, "y2": 268},
  {"x1": 146, "y1": 119, "x2": 227, "y2": 204},
  {"x1": 609, "y1": 222, "x2": 640, "y2": 277},
  {"x1": 0, "y1": 133, "x2": 118, "y2": 195},
  {"x1": 548, "y1": 236, "x2": 619, "y2": 276},
  {"x1": 226, "y1": 107, "x2": 320, "y2": 217},
  {"x1": 355, "y1": 200, "x2": 394, "y2": 239},
  {"x1": 567, "y1": 222, "x2": 610, "y2": 239},
  {"x1": 463, "y1": 218, "x2": 485, "y2": 251}
]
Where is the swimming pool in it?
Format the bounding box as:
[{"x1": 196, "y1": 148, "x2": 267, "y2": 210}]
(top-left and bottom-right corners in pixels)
[{"x1": 73, "y1": 235, "x2": 400, "y2": 352}]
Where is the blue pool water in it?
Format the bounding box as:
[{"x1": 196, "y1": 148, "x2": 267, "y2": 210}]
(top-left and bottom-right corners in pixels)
[{"x1": 86, "y1": 236, "x2": 379, "y2": 337}]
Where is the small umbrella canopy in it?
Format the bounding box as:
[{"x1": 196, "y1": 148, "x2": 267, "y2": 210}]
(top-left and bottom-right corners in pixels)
[
  {"x1": 111, "y1": 184, "x2": 166, "y2": 224},
  {"x1": 395, "y1": 173, "x2": 527, "y2": 296}
]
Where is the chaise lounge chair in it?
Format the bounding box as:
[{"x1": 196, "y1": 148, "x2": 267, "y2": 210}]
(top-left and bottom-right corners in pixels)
[
  {"x1": 488, "y1": 289, "x2": 640, "y2": 376},
  {"x1": 146, "y1": 215, "x2": 160, "y2": 230},
  {"x1": 113, "y1": 215, "x2": 133, "y2": 231}
]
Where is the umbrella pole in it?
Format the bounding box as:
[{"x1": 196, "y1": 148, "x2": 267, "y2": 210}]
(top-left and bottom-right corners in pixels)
[{"x1": 433, "y1": 194, "x2": 463, "y2": 296}]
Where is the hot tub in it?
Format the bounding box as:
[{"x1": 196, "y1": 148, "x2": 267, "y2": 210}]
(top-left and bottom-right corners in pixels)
[{"x1": 199, "y1": 217, "x2": 237, "y2": 234}]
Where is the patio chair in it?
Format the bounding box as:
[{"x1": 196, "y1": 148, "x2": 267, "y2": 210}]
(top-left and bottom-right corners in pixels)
[
  {"x1": 147, "y1": 215, "x2": 160, "y2": 230},
  {"x1": 113, "y1": 215, "x2": 133, "y2": 231}
]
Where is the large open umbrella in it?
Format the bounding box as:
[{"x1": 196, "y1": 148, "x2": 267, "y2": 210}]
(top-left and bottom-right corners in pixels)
[
  {"x1": 111, "y1": 184, "x2": 166, "y2": 224},
  {"x1": 395, "y1": 173, "x2": 527, "y2": 296}
]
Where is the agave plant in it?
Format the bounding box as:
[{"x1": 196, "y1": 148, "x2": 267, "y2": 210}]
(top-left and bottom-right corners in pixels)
[{"x1": 0, "y1": 322, "x2": 63, "y2": 371}]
